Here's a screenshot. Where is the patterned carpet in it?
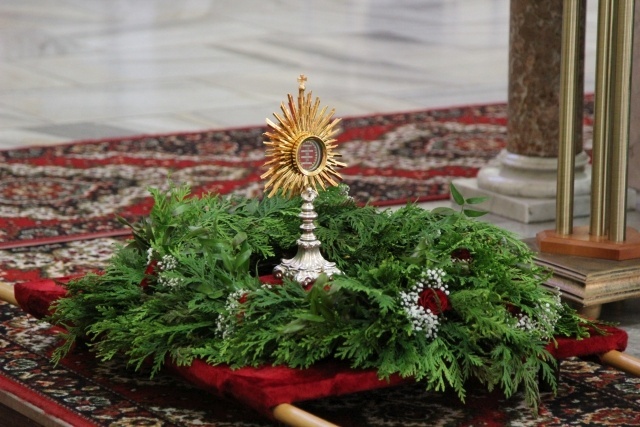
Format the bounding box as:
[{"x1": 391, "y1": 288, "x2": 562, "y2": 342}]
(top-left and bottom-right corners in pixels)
[
  {"x1": 2, "y1": 297, "x2": 640, "y2": 426},
  {"x1": 0, "y1": 238, "x2": 119, "y2": 286},
  {"x1": 0, "y1": 105, "x2": 509, "y2": 249}
]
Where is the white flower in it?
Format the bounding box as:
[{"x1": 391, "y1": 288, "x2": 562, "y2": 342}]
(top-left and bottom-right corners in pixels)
[
  {"x1": 216, "y1": 289, "x2": 249, "y2": 339},
  {"x1": 512, "y1": 292, "x2": 562, "y2": 340},
  {"x1": 157, "y1": 275, "x2": 182, "y2": 289},
  {"x1": 157, "y1": 254, "x2": 178, "y2": 271}
]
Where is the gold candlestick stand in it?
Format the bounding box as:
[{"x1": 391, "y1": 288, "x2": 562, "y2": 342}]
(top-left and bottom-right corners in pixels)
[
  {"x1": 535, "y1": 0, "x2": 640, "y2": 317},
  {"x1": 537, "y1": 0, "x2": 640, "y2": 261}
]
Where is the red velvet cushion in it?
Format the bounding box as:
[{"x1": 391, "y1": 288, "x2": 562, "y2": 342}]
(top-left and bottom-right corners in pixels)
[
  {"x1": 14, "y1": 277, "x2": 72, "y2": 319},
  {"x1": 547, "y1": 325, "x2": 627, "y2": 359},
  {"x1": 169, "y1": 359, "x2": 408, "y2": 415}
]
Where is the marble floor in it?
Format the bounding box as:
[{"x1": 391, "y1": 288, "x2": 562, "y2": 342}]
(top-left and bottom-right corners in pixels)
[
  {"x1": 2, "y1": 0, "x2": 640, "y2": 356},
  {"x1": 1, "y1": 0, "x2": 603, "y2": 147}
]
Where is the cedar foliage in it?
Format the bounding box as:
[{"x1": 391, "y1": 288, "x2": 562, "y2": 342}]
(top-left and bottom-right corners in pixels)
[{"x1": 49, "y1": 183, "x2": 594, "y2": 410}]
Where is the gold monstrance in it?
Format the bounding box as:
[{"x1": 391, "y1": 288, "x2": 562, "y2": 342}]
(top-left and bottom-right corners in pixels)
[{"x1": 261, "y1": 75, "x2": 346, "y2": 285}]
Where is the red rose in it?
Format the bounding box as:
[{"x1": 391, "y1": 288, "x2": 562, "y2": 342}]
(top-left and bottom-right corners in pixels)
[
  {"x1": 505, "y1": 303, "x2": 521, "y2": 316},
  {"x1": 417, "y1": 288, "x2": 450, "y2": 315},
  {"x1": 451, "y1": 248, "x2": 472, "y2": 262},
  {"x1": 235, "y1": 292, "x2": 250, "y2": 320},
  {"x1": 139, "y1": 260, "x2": 158, "y2": 288}
]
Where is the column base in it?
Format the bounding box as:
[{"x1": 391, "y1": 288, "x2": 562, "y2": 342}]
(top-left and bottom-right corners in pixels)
[
  {"x1": 452, "y1": 177, "x2": 637, "y2": 224},
  {"x1": 477, "y1": 150, "x2": 591, "y2": 198}
]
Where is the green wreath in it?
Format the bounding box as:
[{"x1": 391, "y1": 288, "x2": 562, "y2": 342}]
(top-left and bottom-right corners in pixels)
[{"x1": 49, "y1": 183, "x2": 595, "y2": 410}]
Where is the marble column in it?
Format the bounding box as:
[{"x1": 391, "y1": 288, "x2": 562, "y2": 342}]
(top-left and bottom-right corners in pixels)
[
  {"x1": 628, "y1": 5, "x2": 640, "y2": 196},
  {"x1": 453, "y1": 0, "x2": 591, "y2": 223}
]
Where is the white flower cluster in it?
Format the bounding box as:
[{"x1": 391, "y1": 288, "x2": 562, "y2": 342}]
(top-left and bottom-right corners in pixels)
[
  {"x1": 514, "y1": 292, "x2": 563, "y2": 339},
  {"x1": 417, "y1": 268, "x2": 447, "y2": 290},
  {"x1": 536, "y1": 291, "x2": 563, "y2": 338},
  {"x1": 150, "y1": 254, "x2": 182, "y2": 288},
  {"x1": 216, "y1": 289, "x2": 247, "y2": 339},
  {"x1": 158, "y1": 276, "x2": 182, "y2": 288},
  {"x1": 158, "y1": 254, "x2": 178, "y2": 271},
  {"x1": 515, "y1": 313, "x2": 536, "y2": 332},
  {"x1": 399, "y1": 268, "x2": 449, "y2": 340},
  {"x1": 146, "y1": 247, "x2": 154, "y2": 264}
]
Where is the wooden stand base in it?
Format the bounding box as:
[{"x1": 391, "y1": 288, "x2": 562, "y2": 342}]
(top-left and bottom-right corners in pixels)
[
  {"x1": 536, "y1": 226, "x2": 640, "y2": 260},
  {"x1": 525, "y1": 238, "x2": 640, "y2": 314}
]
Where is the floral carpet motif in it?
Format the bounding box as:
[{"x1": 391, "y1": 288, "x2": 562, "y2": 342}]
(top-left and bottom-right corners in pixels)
[
  {"x1": 0, "y1": 302, "x2": 272, "y2": 427},
  {"x1": 0, "y1": 105, "x2": 512, "y2": 249},
  {"x1": 1, "y1": 298, "x2": 640, "y2": 426},
  {"x1": 299, "y1": 358, "x2": 640, "y2": 426},
  {"x1": 0, "y1": 237, "x2": 123, "y2": 285}
]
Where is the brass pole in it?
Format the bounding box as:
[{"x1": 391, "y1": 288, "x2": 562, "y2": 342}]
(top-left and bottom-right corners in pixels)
[
  {"x1": 601, "y1": 350, "x2": 640, "y2": 377},
  {"x1": 273, "y1": 404, "x2": 340, "y2": 427},
  {"x1": 590, "y1": 0, "x2": 615, "y2": 237},
  {"x1": 0, "y1": 282, "x2": 18, "y2": 307},
  {"x1": 608, "y1": 0, "x2": 635, "y2": 242},
  {"x1": 556, "y1": 0, "x2": 584, "y2": 235}
]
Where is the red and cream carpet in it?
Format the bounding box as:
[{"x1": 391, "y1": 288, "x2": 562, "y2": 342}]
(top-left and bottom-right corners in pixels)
[
  {"x1": 0, "y1": 104, "x2": 511, "y2": 250},
  {"x1": 2, "y1": 297, "x2": 640, "y2": 426}
]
